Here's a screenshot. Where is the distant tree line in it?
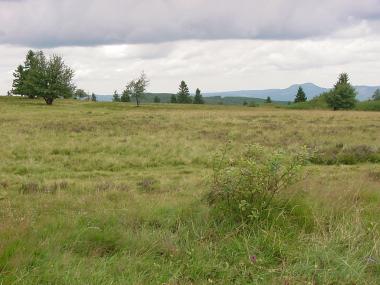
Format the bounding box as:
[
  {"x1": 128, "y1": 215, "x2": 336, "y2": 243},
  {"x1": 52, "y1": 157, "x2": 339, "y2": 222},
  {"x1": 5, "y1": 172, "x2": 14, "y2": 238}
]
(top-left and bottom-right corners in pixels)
[{"x1": 10, "y1": 50, "x2": 374, "y2": 110}]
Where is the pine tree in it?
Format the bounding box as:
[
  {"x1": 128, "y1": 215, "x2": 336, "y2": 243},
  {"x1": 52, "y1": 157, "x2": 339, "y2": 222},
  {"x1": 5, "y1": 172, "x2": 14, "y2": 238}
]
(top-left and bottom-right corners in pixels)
[
  {"x1": 294, "y1": 86, "x2": 307, "y2": 103},
  {"x1": 265, "y1": 96, "x2": 272, "y2": 103},
  {"x1": 112, "y1": 90, "x2": 120, "y2": 102},
  {"x1": 177, "y1": 81, "x2": 191, "y2": 103},
  {"x1": 193, "y1": 88, "x2": 204, "y2": 104},
  {"x1": 326, "y1": 73, "x2": 357, "y2": 110},
  {"x1": 372, "y1": 89, "x2": 380, "y2": 101},
  {"x1": 91, "y1": 93, "x2": 97, "y2": 102},
  {"x1": 170, "y1": 94, "x2": 177, "y2": 103},
  {"x1": 243, "y1": 100, "x2": 248, "y2": 106},
  {"x1": 153, "y1": 96, "x2": 161, "y2": 103}
]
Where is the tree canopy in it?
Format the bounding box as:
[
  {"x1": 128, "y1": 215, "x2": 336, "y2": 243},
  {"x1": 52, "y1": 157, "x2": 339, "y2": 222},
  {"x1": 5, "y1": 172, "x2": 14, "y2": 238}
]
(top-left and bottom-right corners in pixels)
[
  {"x1": 193, "y1": 88, "x2": 204, "y2": 104},
  {"x1": 124, "y1": 72, "x2": 149, "y2": 106},
  {"x1": 372, "y1": 89, "x2": 380, "y2": 101},
  {"x1": 177, "y1": 81, "x2": 192, "y2": 104},
  {"x1": 112, "y1": 90, "x2": 120, "y2": 102},
  {"x1": 75, "y1": 89, "x2": 89, "y2": 99},
  {"x1": 294, "y1": 86, "x2": 307, "y2": 103},
  {"x1": 326, "y1": 73, "x2": 357, "y2": 110},
  {"x1": 12, "y1": 50, "x2": 75, "y2": 105}
]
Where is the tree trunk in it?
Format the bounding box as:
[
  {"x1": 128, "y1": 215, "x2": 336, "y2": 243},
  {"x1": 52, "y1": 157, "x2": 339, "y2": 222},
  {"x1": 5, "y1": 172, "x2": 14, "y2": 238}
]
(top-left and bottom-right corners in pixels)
[
  {"x1": 44, "y1": 97, "x2": 54, "y2": 105},
  {"x1": 136, "y1": 97, "x2": 140, "y2": 107}
]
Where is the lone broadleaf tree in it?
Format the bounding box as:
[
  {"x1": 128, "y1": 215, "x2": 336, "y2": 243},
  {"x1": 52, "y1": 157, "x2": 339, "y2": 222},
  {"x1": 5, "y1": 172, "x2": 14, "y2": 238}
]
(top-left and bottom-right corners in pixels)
[
  {"x1": 294, "y1": 86, "x2": 307, "y2": 103},
  {"x1": 125, "y1": 72, "x2": 149, "y2": 106},
  {"x1": 12, "y1": 50, "x2": 75, "y2": 105},
  {"x1": 326, "y1": 73, "x2": 357, "y2": 110}
]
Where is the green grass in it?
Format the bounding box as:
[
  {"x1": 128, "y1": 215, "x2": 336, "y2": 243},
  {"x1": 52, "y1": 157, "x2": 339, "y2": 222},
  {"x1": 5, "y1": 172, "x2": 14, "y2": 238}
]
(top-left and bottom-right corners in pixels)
[{"x1": 0, "y1": 96, "x2": 379, "y2": 284}]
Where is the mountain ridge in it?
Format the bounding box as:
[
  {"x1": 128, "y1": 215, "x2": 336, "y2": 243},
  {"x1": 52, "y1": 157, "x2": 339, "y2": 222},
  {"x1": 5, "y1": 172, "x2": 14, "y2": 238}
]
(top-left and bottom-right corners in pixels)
[{"x1": 204, "y1": 83, "x2": 380, "y2": 101}]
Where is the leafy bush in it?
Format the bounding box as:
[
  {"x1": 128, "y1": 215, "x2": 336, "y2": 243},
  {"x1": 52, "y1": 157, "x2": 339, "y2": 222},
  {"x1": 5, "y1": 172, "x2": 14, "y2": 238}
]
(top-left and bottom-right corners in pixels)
[{"x1": 207, "y1": 144, "x2": 307, "y2": 223}]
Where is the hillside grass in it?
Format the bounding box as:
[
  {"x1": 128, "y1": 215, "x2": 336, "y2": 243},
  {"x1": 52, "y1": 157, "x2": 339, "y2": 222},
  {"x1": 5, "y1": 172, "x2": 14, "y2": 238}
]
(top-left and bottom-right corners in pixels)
[{"x1": 0, "y1": 97, "x2": 379, "y2": 284}]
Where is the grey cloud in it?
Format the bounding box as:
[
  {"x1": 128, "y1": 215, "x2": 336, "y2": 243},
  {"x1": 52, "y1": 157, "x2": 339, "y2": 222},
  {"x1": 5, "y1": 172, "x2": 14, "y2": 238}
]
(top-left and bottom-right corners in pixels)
[{"x1": 0, "y1": 0, "x2": 379, "y2": 47}]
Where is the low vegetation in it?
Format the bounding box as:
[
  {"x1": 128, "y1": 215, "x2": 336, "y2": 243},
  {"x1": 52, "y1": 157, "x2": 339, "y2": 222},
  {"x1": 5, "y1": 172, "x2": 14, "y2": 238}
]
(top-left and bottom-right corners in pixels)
[{"x1": 0, "y1": 97, "x2": 379, "y2": 284}]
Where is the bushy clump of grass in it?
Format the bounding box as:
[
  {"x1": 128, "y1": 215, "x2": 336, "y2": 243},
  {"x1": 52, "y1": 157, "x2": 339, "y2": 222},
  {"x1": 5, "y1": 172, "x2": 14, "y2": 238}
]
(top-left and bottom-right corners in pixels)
[
  {"x1": 19, "y1": 180, "x2": 69, "y2": 194},
  {"x1": 94, "y1": 181, "x2": 129, "y2": 192},
  {"x1": 207, "y1": 144, "x2": 307, "y2": 224},
  {"x1": 310, "y1": 144, "x2": 380, "y2": 165},
  {"x1": 137, "y1": 177, "x2": 160, "y2": 192}
]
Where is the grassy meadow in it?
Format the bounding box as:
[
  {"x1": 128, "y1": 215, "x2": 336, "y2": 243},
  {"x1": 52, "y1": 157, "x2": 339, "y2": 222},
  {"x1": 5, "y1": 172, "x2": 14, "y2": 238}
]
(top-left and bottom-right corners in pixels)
[{"x1": 0, "y1": 97, "x2": 380, "y2": 284}]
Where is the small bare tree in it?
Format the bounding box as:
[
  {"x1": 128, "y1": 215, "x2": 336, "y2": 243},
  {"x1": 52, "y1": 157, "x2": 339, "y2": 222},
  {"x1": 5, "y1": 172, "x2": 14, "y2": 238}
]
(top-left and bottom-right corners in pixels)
[{"x1": 125, "y1": 72, "x2": 149, "y2": 107}]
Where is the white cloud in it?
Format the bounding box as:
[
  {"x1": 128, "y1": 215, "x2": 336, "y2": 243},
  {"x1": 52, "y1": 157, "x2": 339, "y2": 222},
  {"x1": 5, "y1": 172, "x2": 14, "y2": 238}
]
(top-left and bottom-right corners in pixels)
[
  {"x1": 1, "y1": 35, "x2": 380, "y2": 94},
  {"x1": 0, "y1": 0, "x2": 379, "y2": 46},
  {"x1": 0, "y1": 0, "x2": 379, "y2": 94}
]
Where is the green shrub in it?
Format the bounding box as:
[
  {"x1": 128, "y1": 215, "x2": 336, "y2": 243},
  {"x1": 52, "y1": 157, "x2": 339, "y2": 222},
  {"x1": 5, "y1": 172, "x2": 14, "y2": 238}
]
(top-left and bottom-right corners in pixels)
[
  {"x1": 207, "y1": 144, "x2": 307, "y2": 223},
  {"x1": 355, "y1": 100, "x2": 380, "y2": 111}
]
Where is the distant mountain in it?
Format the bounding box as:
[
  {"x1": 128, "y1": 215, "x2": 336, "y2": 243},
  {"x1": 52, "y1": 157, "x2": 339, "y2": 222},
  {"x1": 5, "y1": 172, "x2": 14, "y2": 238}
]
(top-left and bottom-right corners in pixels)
[
  {"x1": 96, "y1": 83, "x2": 380, "y2": 103},
  {"x1": 204, "y1": 83, "x2": 380, "y2": 101}
]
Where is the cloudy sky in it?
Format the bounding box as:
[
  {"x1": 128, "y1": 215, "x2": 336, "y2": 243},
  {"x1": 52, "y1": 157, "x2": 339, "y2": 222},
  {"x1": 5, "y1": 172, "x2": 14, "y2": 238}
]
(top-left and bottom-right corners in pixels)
[{"x1": 0, "y1": 0, "x2": 380, "y2": 94}]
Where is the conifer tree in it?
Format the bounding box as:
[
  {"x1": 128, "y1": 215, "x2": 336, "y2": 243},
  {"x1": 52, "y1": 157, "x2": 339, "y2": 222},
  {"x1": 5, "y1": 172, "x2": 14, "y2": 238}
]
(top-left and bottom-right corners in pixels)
[
  {"x1": 112, "y1": 90, "x2": 120, "y2": 102},
  {"x1": 326, "y1": 73, "x2": 357, "y2": 110},
  {"x1": 294, "y1": 86, "x2": 307, "y2": 103},
  {"x1": 91, "y1": 93, "x2": 97, "y2": 102},
  {"x1": 265, "y1": 96, "x2": 272, "y2": 103},
  {"x1": 372, "y1": 89, "x2": 380, "y2": 101},
  {"x1": 153, "y1": 95, "x2": 161, "y2": 103},
  {"x1": 193, "y1": 88, "x2": 204, "y2": 104},
  {"x1": 177, "y1": 81, "x2": 191, "y2": 103}
]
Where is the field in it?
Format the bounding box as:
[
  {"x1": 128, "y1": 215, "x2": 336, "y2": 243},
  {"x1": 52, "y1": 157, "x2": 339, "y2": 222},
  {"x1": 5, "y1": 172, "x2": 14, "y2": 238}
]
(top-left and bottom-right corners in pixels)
[{"x1": 0, "y1": 97, "x2": 380, "y2": 284}]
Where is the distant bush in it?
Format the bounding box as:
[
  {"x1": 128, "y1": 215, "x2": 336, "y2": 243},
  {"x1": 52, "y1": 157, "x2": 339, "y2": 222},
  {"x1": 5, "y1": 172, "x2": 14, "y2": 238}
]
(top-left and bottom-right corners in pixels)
[
  {"x1": 355, "y1": 100, "x2": 380, "y2": 111},
  {"x1": 207, "y1": 144, "x2": 307, "y2": 223},
  {"x1": 288, "y1": 92, "x2": 329, "y2": 110}
]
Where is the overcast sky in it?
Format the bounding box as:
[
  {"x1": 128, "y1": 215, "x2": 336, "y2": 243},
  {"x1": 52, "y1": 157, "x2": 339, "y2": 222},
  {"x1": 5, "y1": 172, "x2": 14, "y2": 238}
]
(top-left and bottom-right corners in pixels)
[{"x1": 1, "y1": 0, "x2": 380, "y2": 94}]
